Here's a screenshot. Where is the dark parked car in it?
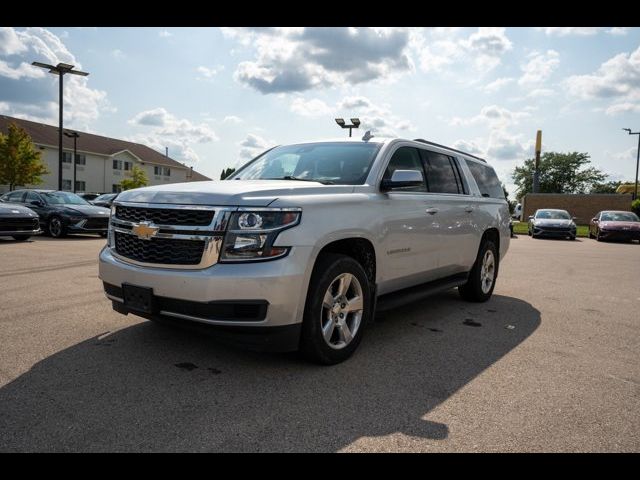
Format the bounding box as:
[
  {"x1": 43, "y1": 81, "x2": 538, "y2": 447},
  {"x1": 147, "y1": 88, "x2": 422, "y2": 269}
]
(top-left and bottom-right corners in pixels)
[
  {"x1": 0, "y1": 189, "x2": 111, "y2": 238},
  {"x1": 79, "y1": 193, "x2": 104, "y2": 202},
  {"x1": 528, "y1": 208, "x2": 577, "y2": 240},
  {"x1": 589, "y1": 210, "x2": 640, "y2": 243},
  {"x1": 0, "y1": 200, "x2": 41, "y2": 241},
  {"x1": 90, "y1": 193, "x2": 118, "y2": 209}
]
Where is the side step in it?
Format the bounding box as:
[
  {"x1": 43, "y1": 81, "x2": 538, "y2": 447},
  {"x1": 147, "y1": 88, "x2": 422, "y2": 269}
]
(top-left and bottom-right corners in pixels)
[{"x1": 375, "y1": 273, "x2": 469, "y2": 312}]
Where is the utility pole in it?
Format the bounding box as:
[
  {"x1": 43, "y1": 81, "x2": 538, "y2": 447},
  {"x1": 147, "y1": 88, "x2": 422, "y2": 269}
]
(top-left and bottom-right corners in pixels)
[
  {"x1": 64, "y1": 130, "x2": 80, "y2": 192},
  {"x1": 532, "y1": 130, "x2": 542, "y2": 193},
  {"x1": 622, "y1": 128, "x2": 640, "y2": 200},
  {"x1": 31, "y1": 62, "x2": 89, "y2": 190}
]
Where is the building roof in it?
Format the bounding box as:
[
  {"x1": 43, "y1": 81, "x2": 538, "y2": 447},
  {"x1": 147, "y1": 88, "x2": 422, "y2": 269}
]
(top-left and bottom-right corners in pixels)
[{"x1": 0, "y1": 115, "x2": 211, "y2": 180}]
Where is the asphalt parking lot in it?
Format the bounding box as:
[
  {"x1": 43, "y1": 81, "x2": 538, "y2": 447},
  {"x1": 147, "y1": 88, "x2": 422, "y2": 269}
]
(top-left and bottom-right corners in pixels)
[{"x1": 0, "y1": 234, "x2": 638, "y2": 452}]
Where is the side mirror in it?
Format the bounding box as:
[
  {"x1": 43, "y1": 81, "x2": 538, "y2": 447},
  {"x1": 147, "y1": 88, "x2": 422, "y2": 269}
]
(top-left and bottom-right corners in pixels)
[
  {"x1": 30, "y1": 200, "x2": 43, "y2": 207},
  {"x1": 381, "y1": 169, "x2": 424, "y2": 191},
  {"x1": 572, "y1": 216, "x2": 578, "y2": 221},
  {"x1": 528, "y1": 215, "x2": 534, "y2": 220},
  {"x1": 592, "y1": 218, "x2": 598, "y2": 223}
]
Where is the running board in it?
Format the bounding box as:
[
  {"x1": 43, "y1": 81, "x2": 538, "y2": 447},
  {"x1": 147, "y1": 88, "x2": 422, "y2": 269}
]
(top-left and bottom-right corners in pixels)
[{"x1": 375, "y1": 273, "x2": 469, "y2": 312}]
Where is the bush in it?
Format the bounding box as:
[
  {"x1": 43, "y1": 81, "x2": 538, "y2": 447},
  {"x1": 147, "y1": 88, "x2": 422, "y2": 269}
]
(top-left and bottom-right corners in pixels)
[{"x1": 632, "y1": 199, "x2": 640, "y2": 216}]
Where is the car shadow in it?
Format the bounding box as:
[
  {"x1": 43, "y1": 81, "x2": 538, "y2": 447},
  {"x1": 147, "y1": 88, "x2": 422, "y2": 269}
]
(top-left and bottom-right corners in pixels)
[{"x1": 0, "y1": 292, "x2": 540, "y2": 452}]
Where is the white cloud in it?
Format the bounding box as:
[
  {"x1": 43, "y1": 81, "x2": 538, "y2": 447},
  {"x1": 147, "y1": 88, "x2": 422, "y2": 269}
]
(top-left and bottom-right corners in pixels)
[
  {"x1": 196, "y1": 65, "x2": 224, "y2": 80},
  {"x1": 223, "y1": 115, "x2": 243, "y2": 124},
  {"x1": 526, "y1": 88, "x2": 556, "y2": 98},
  {"x1": 289, "y1": 97, "x2": 332, "y2": 117},
  {"x1": 450, "y1": 105, "x2": 531, "y2": 129},
  {"x1": 518, "y1": 50, "x2": 560, "y2": 87},
  {"x1": 129, "y1": 107, "x2": 219, "y2": 143},
  {"x1": 0, "y1": 27, "x2": 111, "y2": 130},
  {"x1": 605, "y1": 102, "x2": 640, "y2": 115},
  {"x1": 159, "y1": 30, "x2": 173, "y2": 38},
  {"x1": 608, "y1": 27, "x2": 630, "y2": 36},
  {"x1": 483, "y1": 77, "x2": 514, "y2": 93},
  {"x1": 111, "y1": 49, "x2": 125, "y2": 60},
  {"x1": 536, "y1": 27, "x2": 604, "y2": 36},
  {"x1": 224, "y1": 27, "x2": 413, "y2": 94},
  {"x1": 237, "y1": 133, "x2": 276, "y2": 163},
  {"x1": 565, "y1": 45, "x2": 640, "y2": 114}
]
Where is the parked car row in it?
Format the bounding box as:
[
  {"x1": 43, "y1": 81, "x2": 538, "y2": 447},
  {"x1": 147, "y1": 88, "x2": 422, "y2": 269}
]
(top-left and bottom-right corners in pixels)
[
  {"x1": 526, "y1": 208, "x2": 640, "y2": 242},
  {"x1": 0, "y1": 189, "x2": 112, "y2": 240}
]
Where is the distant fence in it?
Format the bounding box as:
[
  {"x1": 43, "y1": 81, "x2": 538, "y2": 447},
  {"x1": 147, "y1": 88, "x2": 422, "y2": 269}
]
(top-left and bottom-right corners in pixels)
[{"x1": 521, "y1": 193, "x2": 634, "y2": 224}]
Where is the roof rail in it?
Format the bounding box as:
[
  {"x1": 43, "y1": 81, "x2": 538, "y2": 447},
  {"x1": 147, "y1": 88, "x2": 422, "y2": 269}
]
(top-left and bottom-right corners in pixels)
[{"x1": 413, "y1": 138, "x2": 487, "y2": 163}]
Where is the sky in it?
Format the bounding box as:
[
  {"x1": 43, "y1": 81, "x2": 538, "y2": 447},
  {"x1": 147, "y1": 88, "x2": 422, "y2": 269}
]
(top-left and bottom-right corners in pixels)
[{"x1": 1, "y1": 26, "x2": 639, "y2": 196}]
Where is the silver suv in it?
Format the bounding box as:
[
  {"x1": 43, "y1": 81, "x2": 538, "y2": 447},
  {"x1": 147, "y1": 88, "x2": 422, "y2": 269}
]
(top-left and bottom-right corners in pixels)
[{"x1": 99, "y1": 137, "x2": 510, "y2": 364}]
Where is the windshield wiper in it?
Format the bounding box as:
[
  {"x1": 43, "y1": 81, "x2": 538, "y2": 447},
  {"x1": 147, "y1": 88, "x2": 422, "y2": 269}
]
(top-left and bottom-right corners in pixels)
[{"x1": 266, "y1": 176, "x2": 334, "y2": 185}]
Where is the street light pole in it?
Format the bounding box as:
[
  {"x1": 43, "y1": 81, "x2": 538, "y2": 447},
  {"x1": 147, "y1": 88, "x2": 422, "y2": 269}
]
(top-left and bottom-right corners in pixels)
[
  {"x1": 623, "y1": 128, "x2": 640, "y2": 200},
  {"x1": 31, "y1": 62, "x2": 89, "y2": 191},
  {"x1": 335, "y1": 118, "x2": 361, "y2": 137},
  {"x1": 64, "y1": 131, "x2": 80, "y2": 193}
]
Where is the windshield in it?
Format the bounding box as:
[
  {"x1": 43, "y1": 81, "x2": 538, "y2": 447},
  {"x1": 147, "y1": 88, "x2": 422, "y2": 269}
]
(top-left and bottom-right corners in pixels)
[
  {"x1": 229, "y1": 142, "x2": 382, "y2": 185},
  {"x1": 601, "y1": 212, "x2": 639, "y2": 222},
  {"x1": 41, "y1": 191, "x2": 90, "y2": 205},
  {"x1": 536, "y1": 210, "x2": 570, "y2": 220}
]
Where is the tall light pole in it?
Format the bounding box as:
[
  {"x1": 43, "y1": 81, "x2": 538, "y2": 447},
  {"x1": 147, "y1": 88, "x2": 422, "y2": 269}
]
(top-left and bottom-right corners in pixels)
[
  {"x1": 532, "y1": 130, "x2": 542, "y2": 193},
  {"x1": 335, "y1": 118, "x2": 361, "y2": 138},
  {"x1": 31, "y1": 62, "x2": 89, "y2": 191},
  {"x1": 622, "y1": 128, "x2": 640, "y2": 200},
  {"x1": 64, "y1": 130, "x2": 80, "y2": 193}
]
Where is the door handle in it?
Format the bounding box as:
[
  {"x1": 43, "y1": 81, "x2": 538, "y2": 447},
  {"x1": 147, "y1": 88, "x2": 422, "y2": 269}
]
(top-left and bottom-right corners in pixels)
[
  {"x1": 464, "y1": 205, "x2": 474, "y2": 213},
  {"x1": 425, "y1": 208, "x2": 439, "y2": 215}
]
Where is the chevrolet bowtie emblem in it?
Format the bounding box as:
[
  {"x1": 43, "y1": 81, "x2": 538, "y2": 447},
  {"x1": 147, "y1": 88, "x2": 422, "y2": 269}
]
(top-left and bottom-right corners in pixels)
[{"x1": 131, "y1": 222, "x2": 159, "y2": 240}]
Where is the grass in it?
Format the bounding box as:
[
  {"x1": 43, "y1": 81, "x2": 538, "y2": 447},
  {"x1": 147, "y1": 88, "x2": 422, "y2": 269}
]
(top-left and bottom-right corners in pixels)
[{"x1": 512, "y1": 221, "x2": 590, "y2": 238}]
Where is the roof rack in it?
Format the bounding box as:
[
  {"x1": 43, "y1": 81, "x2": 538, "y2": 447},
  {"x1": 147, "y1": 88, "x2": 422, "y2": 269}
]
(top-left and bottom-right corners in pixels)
[{"x1": 413, "y1": 138, "x2": 487, "y2": 163}]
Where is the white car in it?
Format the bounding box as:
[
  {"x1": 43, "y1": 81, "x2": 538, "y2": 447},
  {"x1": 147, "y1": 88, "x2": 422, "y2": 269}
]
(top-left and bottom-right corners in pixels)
[{"x1": 99, "y1": 136, "x2": 511, "y2": 364}]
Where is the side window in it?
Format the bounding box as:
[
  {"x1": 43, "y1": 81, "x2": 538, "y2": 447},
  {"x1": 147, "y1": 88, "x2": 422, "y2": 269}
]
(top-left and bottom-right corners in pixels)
[
  {"x1": 382, "y1": 147, "x2": 426, "y2": 192},
  {"x1": 466, "y1": 161, "x2": 505, "y2": 199},
  {"x1": 423, "y1": 151, "x2": 461, "y2": 194},
  {"x1": 25, "y1": 191, "x2": 40, "y2": 204},
  {"x1": 6, "y1": 191, "x2": 25, "y2": 202}
]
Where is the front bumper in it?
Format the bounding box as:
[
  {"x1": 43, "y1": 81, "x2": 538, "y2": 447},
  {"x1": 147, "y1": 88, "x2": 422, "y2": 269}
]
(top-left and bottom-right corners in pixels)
[
  {"x1": 599, "y1": 229, "x2": 640, "y2": 241},
  {"x1": 0, "y1": 216, "x2": 42, "y2": 237},
  {"x1": 98, "y1": 245, "x2": 313, "y2": 350},
  {"x1": 66, "y1": 217, "x2": 109, "y2": 234},
  {"x1": 533, "y1": 227, "x2": 576, "y2": 238}
]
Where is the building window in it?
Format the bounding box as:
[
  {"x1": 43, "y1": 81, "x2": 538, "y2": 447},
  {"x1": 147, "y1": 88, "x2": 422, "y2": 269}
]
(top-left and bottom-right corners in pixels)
[
  {"x1": 154, "y1": 166, "x2": 161, "y2": 175},
  {"x1": 112, "y1": 184, "x2": 122, "y2": 193},
  {"x1": 113, "y1": 159, "x2": 122, "y2": 170},
  {"x1": 74, "y1": 181, "x2": 86, "y2": 192},
  {"x1": 163, "y1": 167, "x2": 171, "y2": 176},
  {"x1": 62, "y1": 179, "x2": 72, "y2": 191},
  {"x1": 124, "y1": 161, "x2": 132, "y2": 171},
  {"x1": 62, "y1": 152, "x2": 73, "y2": 163},
  {"x1": 76, "y1": 154, "x2": 86, "y2": 165}
]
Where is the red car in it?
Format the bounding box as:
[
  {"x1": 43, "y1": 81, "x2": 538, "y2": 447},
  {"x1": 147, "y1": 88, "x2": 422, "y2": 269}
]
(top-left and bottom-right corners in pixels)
[{"x1": 589, "y1": 210, "x2": 640, "y2": 243}]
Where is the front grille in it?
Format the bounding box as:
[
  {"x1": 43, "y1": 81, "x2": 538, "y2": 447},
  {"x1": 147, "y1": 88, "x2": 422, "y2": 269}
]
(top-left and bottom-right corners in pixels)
[
  {"x1": 538, "y1": 226, "x2": 571, "y2": 231},
  {"x1": 84, "y1": 217, "x2": 109, "y2": 229},
  {"x1": 115, "y1": 205, "x2": 214, "y2": 226},
  {"x1": 0, "y1": 217, "x2": 39, "y2": 232},
  {"x1": 114, "y1": 231, "x2": 205, "y2": 265}
]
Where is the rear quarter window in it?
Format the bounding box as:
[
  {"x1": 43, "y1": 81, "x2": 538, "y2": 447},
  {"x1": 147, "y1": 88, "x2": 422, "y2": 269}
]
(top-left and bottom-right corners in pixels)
[{"x1": 466, "y1": 161, "x2": 505, "y2": 199}]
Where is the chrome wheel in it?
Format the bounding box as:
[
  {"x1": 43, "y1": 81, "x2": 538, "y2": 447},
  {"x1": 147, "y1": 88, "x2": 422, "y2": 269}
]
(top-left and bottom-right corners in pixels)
[
  {"x1": 320, "y1": 273, "x2": 364, "y2": 350},
  {"x1": 49, "y1": 217, "x2": 63, "y2": 237},
  {"x1": 480, "y1": 249, "x2": 495, "y2": 294}
]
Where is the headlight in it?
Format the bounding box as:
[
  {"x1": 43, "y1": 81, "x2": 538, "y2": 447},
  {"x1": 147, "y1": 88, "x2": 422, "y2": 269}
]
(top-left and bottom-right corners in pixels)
[{"x1": 220, "y1": 208, "x2": 301, "y2": 262}]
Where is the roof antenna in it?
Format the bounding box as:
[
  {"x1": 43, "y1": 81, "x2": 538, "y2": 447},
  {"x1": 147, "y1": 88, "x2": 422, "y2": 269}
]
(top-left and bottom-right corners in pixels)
[{"x1": 362, "y1": 130, "x2": 374, "y2": 142}]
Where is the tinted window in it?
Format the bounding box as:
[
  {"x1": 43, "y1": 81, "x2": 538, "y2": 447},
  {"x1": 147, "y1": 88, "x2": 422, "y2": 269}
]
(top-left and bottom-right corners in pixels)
[
  {"x1": 423, "y1": 151, "x2": 461, "y2": 194},
  {"x1": 382, "y1": 147, "x2": 426, "y2": 192},
  {"x1": 25, "y1": 191, "x2": 41, "y2": 203},
  {"x1": 4, "y1": 191, "x2": 25, "y2": 202},
  {"x1": 466, "y1": 161, "x2": 505, "y2": 199},
  {"x1": 535, "y1": 210, "x2": 570, "y2": 220}
]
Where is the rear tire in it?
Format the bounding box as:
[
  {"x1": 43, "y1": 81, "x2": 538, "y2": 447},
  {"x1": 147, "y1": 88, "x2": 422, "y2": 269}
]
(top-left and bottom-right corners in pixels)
[
  {"x1": 300, "y1": 253, "x2": 372, "y2": 365},
  {"x1": 459, "y1": 238, "x2": 498, "y2": 303},
  {"x1": 12, "y1": 235, "x2": 30, "y2": 241}
]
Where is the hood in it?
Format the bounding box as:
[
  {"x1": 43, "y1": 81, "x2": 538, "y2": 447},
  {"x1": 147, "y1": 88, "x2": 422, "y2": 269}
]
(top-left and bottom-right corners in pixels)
[
  {"x1": 51, "y1": 204, "x2": 111, "y2": 216},
  {"x1": 114, "y1": 180, "x2": 356, "y2": 206},
  {"x1": 600, "y1": 221, "x2": 640, "y2": 230},
  {"x1": 534, "y1": 218, "x2": 574, "y2": 226},
  {"x1": 0, "y1": 202, "x2": 38, "y2": 216}
]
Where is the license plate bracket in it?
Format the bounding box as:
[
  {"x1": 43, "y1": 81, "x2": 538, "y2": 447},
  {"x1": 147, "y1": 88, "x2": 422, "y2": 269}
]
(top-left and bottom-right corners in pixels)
[{"x1": 122, "y1": 284, "x2": 154, "y2": 314}]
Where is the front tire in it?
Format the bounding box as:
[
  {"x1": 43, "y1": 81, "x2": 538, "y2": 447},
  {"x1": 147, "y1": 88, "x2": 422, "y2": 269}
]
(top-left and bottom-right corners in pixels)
[
  {"x1": 459, "y1": 238, "x2": 498, "y2": 303},
  {"x1": 300, "y1": 253, "x2": 372, "y2": 365},
  {"x1": 48, "y1": 216, "x2": 66, "y2": 238}
]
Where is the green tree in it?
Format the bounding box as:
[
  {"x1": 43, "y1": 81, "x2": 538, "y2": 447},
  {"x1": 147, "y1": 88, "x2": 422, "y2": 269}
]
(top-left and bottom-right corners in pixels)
[
  {"x1": 590, "y1": 180, "x2": 628, "y2": 194},
  {"x1": 220, "y1": 167, "x2": 236, "y2": 180},
  {"x1": 0, "y1": 122, "x2": 49, "y2": 191},
  {"x1": 512, "y1": 151, "x2": 606, "y2": 199},
  {"x1": 502, "y1": 182, "x2": 515, "y2": 214},
  {"x1": 120, "y1": 165, "x2": 149, "y2": 191}
]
